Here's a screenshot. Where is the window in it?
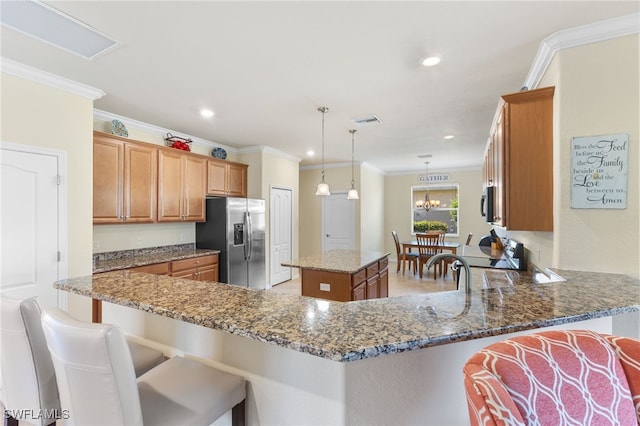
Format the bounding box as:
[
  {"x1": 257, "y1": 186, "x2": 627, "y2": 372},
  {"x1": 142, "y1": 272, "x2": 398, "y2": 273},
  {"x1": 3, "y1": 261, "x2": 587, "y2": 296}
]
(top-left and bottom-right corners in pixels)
[{"x1": 411, "y1": 184, "x2": 459, "y2": 236}]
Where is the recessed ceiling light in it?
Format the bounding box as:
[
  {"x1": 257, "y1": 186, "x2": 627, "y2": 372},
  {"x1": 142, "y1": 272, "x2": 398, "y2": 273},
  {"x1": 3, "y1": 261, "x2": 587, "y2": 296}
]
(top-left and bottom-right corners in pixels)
[
  {"x1": 444, "y1": 134, "x2": 455, "y2": 140},
  {"x1": 422, "y1": 56, "x2": 441, "y2": 67},
  {"x1": 307, "y1": 150, "x2": 315, "y2": 157},
  {"x1": 200, "y1": 109, "x2": 214, "y2": 118}
]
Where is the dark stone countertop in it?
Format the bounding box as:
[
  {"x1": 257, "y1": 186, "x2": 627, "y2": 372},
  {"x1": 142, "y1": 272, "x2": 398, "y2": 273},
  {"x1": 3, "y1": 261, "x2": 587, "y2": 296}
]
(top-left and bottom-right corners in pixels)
[
  {"x1": 92, "y1": 244, "x2": 220, "y2": 273},
  {"x1": 56, "y1": 266, "x2": 640, "y2": 362}
]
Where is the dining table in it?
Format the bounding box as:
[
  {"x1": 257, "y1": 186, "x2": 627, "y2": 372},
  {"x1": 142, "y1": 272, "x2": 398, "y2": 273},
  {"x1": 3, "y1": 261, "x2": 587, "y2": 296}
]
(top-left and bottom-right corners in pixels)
[{"x1": 401, "y1": 240, "x2": 461, "y2": 275}]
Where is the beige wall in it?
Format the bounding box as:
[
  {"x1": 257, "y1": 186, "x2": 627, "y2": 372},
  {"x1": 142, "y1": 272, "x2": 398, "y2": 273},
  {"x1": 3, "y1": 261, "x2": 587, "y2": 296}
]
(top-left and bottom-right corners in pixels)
[
  {"x1": 384, "y1": 168, "x2": 490, "y2": 257},
  {"x1": 507, "y1": 35, "x2": 639, "y2": 278},
  {"x1": 239, "y1": 148, "x2": 300, "y2": 285},
  {"x1": 1, "y1": 74, "x2": 94, "y2": 278},
  {"x1": 299, "y1": 165, "x2": 366, "y2": 256},
  {"x1": 360, "y1": 164, "x2": 385, "y2": 252},
  {"x1": 2, "y1": 73, "x2": 95, "y2": 319}
]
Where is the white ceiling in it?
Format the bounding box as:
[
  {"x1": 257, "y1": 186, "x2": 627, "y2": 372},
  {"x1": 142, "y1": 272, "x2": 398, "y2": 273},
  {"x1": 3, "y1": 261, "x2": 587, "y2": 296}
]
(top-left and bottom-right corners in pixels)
[{"x1": 2, "y1": 1, "x2": 638, "y2": 173}]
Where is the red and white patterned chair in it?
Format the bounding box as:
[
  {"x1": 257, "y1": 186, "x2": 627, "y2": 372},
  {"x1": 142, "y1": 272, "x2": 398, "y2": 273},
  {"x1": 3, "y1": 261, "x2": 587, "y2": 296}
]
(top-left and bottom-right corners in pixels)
[{"x1": 463, "y1": 329, "x2": 640, "y2": 426}]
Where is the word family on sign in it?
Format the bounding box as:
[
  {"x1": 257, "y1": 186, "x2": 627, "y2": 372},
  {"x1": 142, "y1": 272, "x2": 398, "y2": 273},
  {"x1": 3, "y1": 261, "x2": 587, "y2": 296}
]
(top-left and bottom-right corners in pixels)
[{"x1": 571, "y1": 133, "x2": 628, "y2": 209}]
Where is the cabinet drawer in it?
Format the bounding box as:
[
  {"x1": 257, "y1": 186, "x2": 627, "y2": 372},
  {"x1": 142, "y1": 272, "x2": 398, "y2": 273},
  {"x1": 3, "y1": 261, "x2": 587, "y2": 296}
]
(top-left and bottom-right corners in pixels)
[
  {"x1": 378, "y1": 257, "x2": 388, "y2": 271},
  {"x1": 352, "y1": 269, "x2": 367, "y2": 287},
  {"x1": 366, "y1": 263, "x2": 379, "y2": 278},
  {"x1": 130, "y1": 262, "x2": 170, "y2": 275},
  {"x1": 171, "y1": 254, "x2": 217, "y2": 273}
]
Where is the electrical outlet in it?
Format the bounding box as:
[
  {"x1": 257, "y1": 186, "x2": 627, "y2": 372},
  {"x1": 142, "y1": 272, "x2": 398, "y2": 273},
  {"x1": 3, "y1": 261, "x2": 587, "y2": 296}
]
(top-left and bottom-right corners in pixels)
[
  {"x1": 320, "y1": 283, "x2": 331, "y2": 292},
  {"x1": 136, "y1": 238, "x2": 142, "y2": 246},
  {"x1": 180, "y1": 232, "x2": 186, "y2": 242},
  {"x1": 93, "y1": 240, "x2": 100, "y2": 250}
]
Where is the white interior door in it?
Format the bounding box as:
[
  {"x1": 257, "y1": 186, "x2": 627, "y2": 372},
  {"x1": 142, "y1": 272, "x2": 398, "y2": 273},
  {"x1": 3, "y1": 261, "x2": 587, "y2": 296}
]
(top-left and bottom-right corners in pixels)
[
  {"x1": 270, "y1": 187, "x2": 292, "y2": 285},
  {"x1": 323, "y1": 192, "x2": 355, "y2": 251},
  {"x1": 1, "y1": 146, "x2": 61, "y2": 309}
]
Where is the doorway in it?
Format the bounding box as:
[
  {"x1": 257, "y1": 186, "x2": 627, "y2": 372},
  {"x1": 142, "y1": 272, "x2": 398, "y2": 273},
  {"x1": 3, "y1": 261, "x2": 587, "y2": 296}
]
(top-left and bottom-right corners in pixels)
[
  {"x1": 270, "y1": 186, "x2": 293, "y2": 286},
  {"x1": 322, "y1": 192, "x2": 355, "y2": 251},
  {"x1": 1, "y1": 143, "x2": 66, "y2": 309}
]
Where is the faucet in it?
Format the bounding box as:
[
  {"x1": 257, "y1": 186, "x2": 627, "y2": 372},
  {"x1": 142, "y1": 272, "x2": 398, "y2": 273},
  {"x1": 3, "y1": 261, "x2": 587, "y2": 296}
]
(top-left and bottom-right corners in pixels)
[{"x1": 426, "y1": 253, "x2": 472, "y2": 293}]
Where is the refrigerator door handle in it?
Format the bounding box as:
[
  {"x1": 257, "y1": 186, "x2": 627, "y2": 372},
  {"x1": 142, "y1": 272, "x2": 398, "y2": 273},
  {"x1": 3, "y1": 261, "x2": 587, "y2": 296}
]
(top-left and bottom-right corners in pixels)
[
  {"x1": 243, "y1": 212, "x2": 249, "y2": 260},
  {"x1": 247, "y1": 212, "x2": 253, "y2": 261}
]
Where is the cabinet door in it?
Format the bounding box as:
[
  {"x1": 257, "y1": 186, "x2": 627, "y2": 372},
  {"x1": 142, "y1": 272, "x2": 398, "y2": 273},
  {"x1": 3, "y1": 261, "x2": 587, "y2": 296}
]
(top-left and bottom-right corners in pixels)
[
  {"x1": 352, "y1": 282, "x2": 366, "y2": 301},
  {"x1": 157, "y1": 149, "x2": 184, "y2": 221},
  {"x1": 492, "y1": 107, "x2": 505, "y2": 226},
  {"x1": 227, "y1": 163, "x2": 247, "y2": 197},
  {"x1": 171, "y1": 268, "x2": 197, "y2": 280},
  {"x1": 197, "y1": 265, "x2": 217, "y2": 281},
  {"x1": 379, "y1": 268, "x2": 388, "y2": 298},
  {"x1": 93, "y1": 137, "x2": 124, "y2": 223},
  {"x1": 183, "y1": 156, "x2": 206, "y2": 221},
  {"x1": 366, "y1": 276, "x2": 379, "y2": 299},
  {"x1": 207, "y1": 160, "x2": 227, "y2": 196},
  {"x1": 124, "y1": 142, "x2": 157, "y2": 223}
]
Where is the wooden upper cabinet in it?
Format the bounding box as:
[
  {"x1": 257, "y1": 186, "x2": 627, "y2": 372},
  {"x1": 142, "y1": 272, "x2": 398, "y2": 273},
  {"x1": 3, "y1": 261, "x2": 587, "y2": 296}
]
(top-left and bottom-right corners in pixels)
[
  {"x1": 157, "y1": 148, "x2": 206, "y2": 222},
  {"x1": 93, "y1": 132, "x2": 157, "y2": 224},
  {"x1": 207, "y1": 159, "x2": 247, "y2": 197},
  {"x1": 484, "y1": 86, "x2": 554, "y2": 231}
]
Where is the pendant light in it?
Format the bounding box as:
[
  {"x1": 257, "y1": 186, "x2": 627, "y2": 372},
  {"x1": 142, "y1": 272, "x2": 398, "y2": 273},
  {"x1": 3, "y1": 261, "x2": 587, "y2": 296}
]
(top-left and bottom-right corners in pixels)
[
  {"x1": 423, "y1": 161, "x2": 432, "y2": 211},
  {"x1": 315, "y1": 106, "x2": 331, "y2": 196},
  {"x1": 347, "y1": 129, "x2": 359, "y2": 200}
]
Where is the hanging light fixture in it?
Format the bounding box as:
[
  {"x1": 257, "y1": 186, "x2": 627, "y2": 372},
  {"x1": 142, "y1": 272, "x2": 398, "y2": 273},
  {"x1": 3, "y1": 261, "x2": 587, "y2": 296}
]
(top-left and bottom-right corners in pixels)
[
  {"x1": 315, "y1": 106, "x2": 331, "y2": 196},
  {"x1": 423, "y1": 161, "x2": 432, "y2": 211},
  {"x1": 347, "y1": 129, "x2": 359, "y2": 200}
]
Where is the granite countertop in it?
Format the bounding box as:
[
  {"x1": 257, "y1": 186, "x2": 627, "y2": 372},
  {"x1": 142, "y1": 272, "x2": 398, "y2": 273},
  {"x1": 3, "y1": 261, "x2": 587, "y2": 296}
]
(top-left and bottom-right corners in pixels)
[
  {"x1": 93, "y1": 244, "x2": 220, "y2": 273},
  {"x1": 282, "y1": 250, "x2": 390, "y2": 274},
  {"x1": 55, "y1": 267, "x2": 640, "y2": 362}
]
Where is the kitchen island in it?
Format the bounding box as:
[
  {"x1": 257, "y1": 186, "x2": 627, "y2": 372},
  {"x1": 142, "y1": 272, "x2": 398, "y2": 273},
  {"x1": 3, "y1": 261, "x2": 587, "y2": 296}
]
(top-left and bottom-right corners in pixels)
[
  {"x1": 55, "y1": 268, "x2": 640, "y2": 424},
  {"x1": 281, "y1": 250, "x2": 390, "y2": 301}
]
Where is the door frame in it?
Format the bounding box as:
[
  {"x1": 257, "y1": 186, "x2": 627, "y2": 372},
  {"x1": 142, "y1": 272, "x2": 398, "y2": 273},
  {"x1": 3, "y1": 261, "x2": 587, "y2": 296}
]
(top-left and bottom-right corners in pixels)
[
  {"x1": 269, "y1": 185, "x2": 294, "y2": 286},
  {"x1": 1, "y1": 141, "x2": 68, "y2": 309}
]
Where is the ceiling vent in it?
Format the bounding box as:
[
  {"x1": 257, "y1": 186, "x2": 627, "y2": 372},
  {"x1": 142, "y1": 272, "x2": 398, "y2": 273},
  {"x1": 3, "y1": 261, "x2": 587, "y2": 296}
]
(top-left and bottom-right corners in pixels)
[
  {"x1": 352, "y1": 115, "x2": 382, "y2": 126},
  {"x1": 1, "y1": 0, "x2": 119, "y2": 60}
]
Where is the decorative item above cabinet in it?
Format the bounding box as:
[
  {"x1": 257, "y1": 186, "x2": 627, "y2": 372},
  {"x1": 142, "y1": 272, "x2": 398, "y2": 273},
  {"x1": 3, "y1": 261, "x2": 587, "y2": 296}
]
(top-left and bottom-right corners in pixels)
[{"x1": 482, "y1": 86, "x2": 555, "y2": 231}]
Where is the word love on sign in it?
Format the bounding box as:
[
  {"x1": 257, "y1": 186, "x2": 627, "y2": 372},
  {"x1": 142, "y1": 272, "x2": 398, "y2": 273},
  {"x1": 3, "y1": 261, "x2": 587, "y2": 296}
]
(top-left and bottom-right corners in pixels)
[{"x1": 571, "y1": 133, "x2": 628, "y2": 209}]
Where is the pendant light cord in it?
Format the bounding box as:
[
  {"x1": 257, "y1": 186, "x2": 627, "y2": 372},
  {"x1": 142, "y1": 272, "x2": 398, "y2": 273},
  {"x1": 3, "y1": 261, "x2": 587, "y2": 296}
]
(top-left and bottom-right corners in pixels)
[
  {"x1": 319, "y1": 107, "x2": 328, "y2": 183},
  {"x1": 350, "y1": 129, "x2": 356, "y2": 188}
]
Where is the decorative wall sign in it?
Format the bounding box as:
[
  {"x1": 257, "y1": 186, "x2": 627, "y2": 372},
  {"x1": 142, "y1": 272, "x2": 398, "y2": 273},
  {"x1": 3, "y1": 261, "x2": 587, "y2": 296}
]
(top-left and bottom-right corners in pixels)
[
  {"x1": 571, "y1": 133, "x2": 628, "y2": 209},
  {"x1": 418, "y1": 173, "x2": 450, "y2": 183}
]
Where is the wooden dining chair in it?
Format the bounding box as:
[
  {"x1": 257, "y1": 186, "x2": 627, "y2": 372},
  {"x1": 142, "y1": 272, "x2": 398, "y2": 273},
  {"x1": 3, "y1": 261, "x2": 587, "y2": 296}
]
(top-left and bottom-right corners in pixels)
[
  {"x1": 392, "y1": 230, "x2": 418, "y2": 275},
  {"x1": 416, "y1": 233, "x2": 441, "y2": 279},
  {"x1": 465, "y1": 232, "x2": 473, "y2": 245}
]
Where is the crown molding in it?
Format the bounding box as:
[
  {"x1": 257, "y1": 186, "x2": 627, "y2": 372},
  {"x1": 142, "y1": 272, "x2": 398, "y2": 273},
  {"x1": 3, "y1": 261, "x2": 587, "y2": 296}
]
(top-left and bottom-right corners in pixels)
[
  {"x1": 236, "y1": 145, "x2": 302, "y2": 163},
  {"x1": 1, "y1": 57, "x2": 105, "y2": 100},
  {"x1": 524, "y1": 13, "x2": 640, "y2": 90},
  {"x1": 489, "y1": 13, "x2": 640, "y2": 138},
  {"x1": 92, "y1": 108, "x2": 235, "y2": 152}
]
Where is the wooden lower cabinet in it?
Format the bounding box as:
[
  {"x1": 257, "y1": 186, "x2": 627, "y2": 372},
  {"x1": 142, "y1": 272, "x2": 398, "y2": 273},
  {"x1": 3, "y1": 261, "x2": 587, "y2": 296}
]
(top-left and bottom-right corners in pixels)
[
  {"x1": 128, "y1": 254, "x2": 218, "y2": 282},
  {"x1": 301, "y1": 255, "x2": 389, "y2": 302},
  {"x1": 171, "y1": 255, "x2": 218, "y2": 281}
]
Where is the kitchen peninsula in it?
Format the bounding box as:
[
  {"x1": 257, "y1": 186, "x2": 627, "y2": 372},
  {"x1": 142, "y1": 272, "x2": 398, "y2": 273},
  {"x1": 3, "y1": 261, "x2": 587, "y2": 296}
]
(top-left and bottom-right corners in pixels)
[
  {"x1": 55, "y1": 267, "x2": 640, "y2": 425},
  {"x1": 282, "y1": 250, "x2": 390, "y2": 301}
]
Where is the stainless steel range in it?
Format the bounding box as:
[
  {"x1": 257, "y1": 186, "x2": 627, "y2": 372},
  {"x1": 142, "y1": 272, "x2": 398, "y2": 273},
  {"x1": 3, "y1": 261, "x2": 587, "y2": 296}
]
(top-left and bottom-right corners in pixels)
[{"x1": 462, "y1": 239, "x2": 526, "y2": 271}]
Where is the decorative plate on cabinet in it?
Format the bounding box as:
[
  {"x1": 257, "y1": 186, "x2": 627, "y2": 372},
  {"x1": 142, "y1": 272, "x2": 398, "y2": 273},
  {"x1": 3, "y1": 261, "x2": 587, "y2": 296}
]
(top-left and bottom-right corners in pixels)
[
  {"x1": 211, "y1": 147, "x2": 227, "y2": 159},
  {"x1": 111, "y1": 119, "x2": 128, "y2": 137}
]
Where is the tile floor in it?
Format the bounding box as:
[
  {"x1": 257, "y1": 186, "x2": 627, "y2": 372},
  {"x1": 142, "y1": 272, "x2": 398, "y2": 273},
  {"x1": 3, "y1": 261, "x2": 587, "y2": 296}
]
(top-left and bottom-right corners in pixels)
[{"x1": 270, "y1": 262, "x2": 458, "y2": 297}]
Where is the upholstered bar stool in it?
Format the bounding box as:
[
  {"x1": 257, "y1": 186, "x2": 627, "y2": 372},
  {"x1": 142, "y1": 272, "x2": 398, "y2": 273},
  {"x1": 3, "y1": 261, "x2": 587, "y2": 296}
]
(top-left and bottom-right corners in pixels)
[
  {"x1": 0, "y1": 297, "x2": 166, "y2": 426},
  {"x1": 41, "y1": 308, "x2": 246, "y2": 426}
]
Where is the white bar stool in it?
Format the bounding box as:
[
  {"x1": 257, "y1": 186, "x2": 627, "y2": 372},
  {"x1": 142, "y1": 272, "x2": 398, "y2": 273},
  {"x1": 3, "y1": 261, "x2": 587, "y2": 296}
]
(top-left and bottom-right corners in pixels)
[{"x1": 41, "y1": 308, "x2": 246, "y2": 426}]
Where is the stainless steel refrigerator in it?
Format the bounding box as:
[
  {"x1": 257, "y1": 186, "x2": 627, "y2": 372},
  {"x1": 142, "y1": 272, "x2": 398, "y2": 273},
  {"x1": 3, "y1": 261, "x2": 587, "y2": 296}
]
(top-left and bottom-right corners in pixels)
[{"x1": 196, "y1": 197, "x2": 266, "y2": 289}]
